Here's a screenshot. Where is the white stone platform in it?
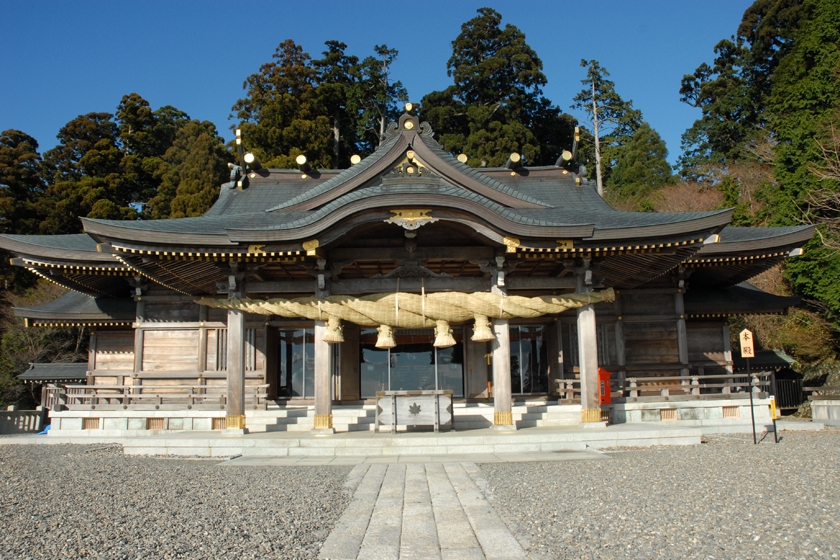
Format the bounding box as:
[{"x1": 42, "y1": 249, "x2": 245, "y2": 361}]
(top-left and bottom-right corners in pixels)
[{"x1": 2, "y1": 418, "x2": 819, "y2": 459}]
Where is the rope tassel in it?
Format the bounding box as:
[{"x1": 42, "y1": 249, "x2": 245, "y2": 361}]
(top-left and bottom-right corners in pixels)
[
  {"x1": 471, "y1": 314, "x2": 495, "y2": 342},
  {"x1": 375, "y1": 324, "x2": 397, "y2": 349},
  {"x1": 433, "y1": 320, "x2": 456, "y2": 348},
  {"x1": 323, "y1": 315, "x2": 344, "y2": 343}
]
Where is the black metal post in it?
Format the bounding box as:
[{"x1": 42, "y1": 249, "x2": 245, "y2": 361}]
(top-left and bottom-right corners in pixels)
[
  {"x1": 748, "y1": 360, "x2": 757, "y2": 444},
  {"x1": 771, "y1": 371, "x2": 778, "y2": 444}
]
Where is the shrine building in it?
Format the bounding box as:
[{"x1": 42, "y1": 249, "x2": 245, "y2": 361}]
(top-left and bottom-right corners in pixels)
[{"x1": 0, "y1": 112, "x2": 814, "y2": 434}]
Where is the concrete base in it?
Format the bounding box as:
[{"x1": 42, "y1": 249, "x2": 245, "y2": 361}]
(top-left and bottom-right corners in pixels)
[
  {"x1": 311, "y1": 428, "x2": 336, "y2": 436},
  {"x1": 492, "y1": 424, "x2": 517, "y2": 432},
  {"x1": 811, "y1": 398, "x2": 840, "y2": 425},
  {"x1": 579, "y1": 421, "x2": 608, "y2": 429},
  {"x1": 222, "y1": 429, "x2": 248, "y2": 435}
]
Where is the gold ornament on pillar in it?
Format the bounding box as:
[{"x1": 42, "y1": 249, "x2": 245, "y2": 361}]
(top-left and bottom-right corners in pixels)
[
  {"x1": 313, "y1": 414, "x2": 333, "y2": 429},
  {"x1": 581, "y1": 409, "x2": 602, "y2": 423},
  {"x1": 375, "y1": 324, "x2": 397, "y2": 348},
  {"x1": 471, "y1": 314, "x2": 495, "y2": 342},
  {"x1": 433, "y1": 320, "x2": 456, "y2": 348},
  {"x1": 494, "y1": 411, "x2": 513, "y2": 426},
  {"x1": 225, "y1": 414, "x2": 246, "y2": 429}
]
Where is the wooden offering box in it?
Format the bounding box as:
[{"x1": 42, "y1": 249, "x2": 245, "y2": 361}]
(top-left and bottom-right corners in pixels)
[{"x1": 375, "y1": 390, "x2": 453, "y2": 433}]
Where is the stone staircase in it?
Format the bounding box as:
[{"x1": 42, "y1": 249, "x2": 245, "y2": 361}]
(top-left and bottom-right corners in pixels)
[
  {"x1": 246, "y1": 406, "x2": 377, "y2": 433},
  {"x1": 246, "y1": 402, "x2": 582, "y2": 433},
  {"x1": 452, "y1": 402, "x2": 581, "y2": 430}
]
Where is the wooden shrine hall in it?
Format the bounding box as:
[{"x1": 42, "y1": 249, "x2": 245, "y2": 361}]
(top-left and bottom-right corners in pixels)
[{"x1": 0, "y1": 111, "x2": 814, "y2": 434}]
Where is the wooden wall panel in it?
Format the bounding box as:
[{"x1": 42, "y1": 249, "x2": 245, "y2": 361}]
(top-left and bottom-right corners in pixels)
[
  {"x1": 142, "y1": 330, "x2": 199, "y2": 372},
  {"x1": 93, "y1": 332, "x2": 134, "y2": 371},
  {"x1": 687, "y1": 322, "x2": 727, "y2": 363},
  {"x1": 145, "y1": 302, "x2": 200, "y2": 323},
  {"x1": 623, "y1": 322, "x2": 679, "y2": 364},
  {"x1": 621, "y1": 293, "x2": 675, "y2": 315}
]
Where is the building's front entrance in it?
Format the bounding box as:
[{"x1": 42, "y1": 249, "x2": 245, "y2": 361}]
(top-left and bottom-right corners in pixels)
[{"x1": 359, "y1": 328, "x2": 465, "y2": 398}]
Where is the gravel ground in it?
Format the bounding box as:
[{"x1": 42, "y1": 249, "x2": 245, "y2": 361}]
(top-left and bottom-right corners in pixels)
[
  {"x1": 480, "y1": 429, "x2": 840, "y2": 559},
  {"x1": 0, "y1": 445, "x2": 352, "y2": 559}
]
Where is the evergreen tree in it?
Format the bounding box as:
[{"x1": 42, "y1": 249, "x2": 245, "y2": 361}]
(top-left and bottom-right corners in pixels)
[
  {"x1": 764, "y1": 0, "x2": 840, "y2": 328},
  {"x1": 0, "y1": 130, "x2": 45, "y2": 289},
  {"x1": 145, "y1": 120, "x2": 230, "y2": 219},
  {"x1": 39, "y1": 112, "x2": 132, "y2": 234},
  {"x1": 352, "y1": 45, "x2": 408, "y2": 153},
  {"x1": 607, "y1": 123, "x2": 672, "y2": 205},
  {"x1": 421, "y1": 8, "x2": 573, "y2": 167},
  {"x1": 0, "y1": 130, "x2": 44, "y2": 235},
  {"x1": 157, "y1": 121, "x2": 231, "y2": 218},
  {"x1": 313, "y1": 41, "x2": 361, "y2": 167},
  {"x1": 232, "y1": 39, "x2": 332, "y2": 168},
  {"x1": 680, "y1": 0, "x2": 840, "y2": 342},
  {"x1": 572, "y1": 60, "x2": 643, "y2": 196}
]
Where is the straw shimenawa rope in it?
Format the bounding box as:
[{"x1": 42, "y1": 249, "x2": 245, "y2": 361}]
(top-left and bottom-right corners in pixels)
[{"x1": 198, "y1": 289, "x2": 615, "y2": 347}]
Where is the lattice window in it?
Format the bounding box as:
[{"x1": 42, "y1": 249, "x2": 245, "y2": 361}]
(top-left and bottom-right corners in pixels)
[
  {"x1": 245, "y1": 328, "x2": 256, "y2": 371},
  {"x1": 660, "y1": 408, "x2": 678, "y2": 421},
  {"x1": 569, "y1": 324, "x2": 610, "y2": 367},
  {"x1": 146, "y1": 418, "x2": 165, "y2": 430},
  {"x1": 82, "y1": 418, "x2": 100, "y2": 430},
  {"x1": 212, "y1": 417, "x2": 225, "y2": 430},
  {"x1": 722, "y1": 406, "x2": 740, "y2": 419},
  {"x1": 215, "y1": 328, "x2": 256, "y2": 371},
  {"x1": 216, "y1": 329, "x2": 228, "y2": 371}
]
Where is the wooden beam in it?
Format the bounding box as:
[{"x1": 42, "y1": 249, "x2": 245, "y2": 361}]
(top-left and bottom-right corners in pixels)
[
  {"x1": 332, "y1": 278, "x2": 489, "y2": 294},
  {"x1": 328, "y1": 246, "x2": 495, "y2": 262},
  {"x1": 505, "y1": 277, "x2": 576, "y2": 290}
]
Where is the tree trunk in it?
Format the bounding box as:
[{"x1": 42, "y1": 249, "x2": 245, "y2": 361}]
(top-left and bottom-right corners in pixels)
[
  {"x1": 592, "y1": 81, "x2": 604, "y2": 198},
  {"x1": 332, "y1": 110, "x2": 340, "y2": 167}
]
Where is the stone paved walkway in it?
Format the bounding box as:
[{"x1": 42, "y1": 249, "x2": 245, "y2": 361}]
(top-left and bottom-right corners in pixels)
[{"x1": 318, "y1": 462, "x2": 529, "y2": 560}]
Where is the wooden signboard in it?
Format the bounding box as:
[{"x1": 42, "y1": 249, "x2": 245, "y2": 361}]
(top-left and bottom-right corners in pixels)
[{"x1": 739, "y1": 328, "x2": 755, "y2": 358}]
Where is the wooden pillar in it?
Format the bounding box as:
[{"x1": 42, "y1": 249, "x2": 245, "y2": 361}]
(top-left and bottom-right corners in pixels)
[
  {"x1": 613, "y1": 291, "x2": 626, "y2": 387},
  {"x1": 225, "y1": 267, "x2": 246, "y2": 432},
  {"x1": 88, "y1": 330, "x2": 97, "y2": 375},
  {"x1": 197, "y1": 304, "x2": 208, "y2": 373},
  {"x1": 577, "y1": 269, "x2": 601, "y2": 423},
  {"x1": 492, "y1": 318, "x2": 514, "y2": 429},
  {"x1": 675, "y1": 288, "x2": 690, "y2": 377},
  {"x1": 339, "y1": 323, "x2": 360, "y2": 401},
  {"x1": 133, "y1": 299, "x2": 145, "y2": 374},
  {"x1": 722, "y1": 323, "x2": 734, "y2": 394},
  {"x1": 265, "y1": 325, "x2": 278, "y2": 400},
  {"x1": 226, "y1": 308, "x2": 246, "y2": 430},
  {"x1": 313, "y1": 320, "x2": 335, "y2": 433}
]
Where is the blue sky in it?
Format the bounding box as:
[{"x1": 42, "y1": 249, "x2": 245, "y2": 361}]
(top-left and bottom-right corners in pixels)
[{"x1": 1, "y1": 0, "x2": 753, "y2": 166}]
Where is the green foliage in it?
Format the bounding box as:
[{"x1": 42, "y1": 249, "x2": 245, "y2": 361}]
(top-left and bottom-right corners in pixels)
[
  {"x1": 681, "y1": 0, "x2": 840, "y2": 355},
  {"x1": 33, "y1": 93, "x2": 225, "y2": 228},
  {"x1": 421, "y1": 8, "x2": 573, "y2": 166},
  {"x1": 232, "y1": 40, "x2": 408, "y2": 167},
  {"x1": 606, "y1": 123, "x2": 672, "y2": 205},
  {"x1": 352, "y1": 45, "x2": 408, "y2": 153},
  {"x1": 0, "y1": 281, "x2": 87, "y2": 407},
  {"x1": 146, "y1": 120, "x2": 231, "y2": 219},
  {"x1": 572, "y1": 60, "x2": 643, "y2": 191},
  {"x1": 0, "y1": 130, "x2": 44, "y2": 289}
]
